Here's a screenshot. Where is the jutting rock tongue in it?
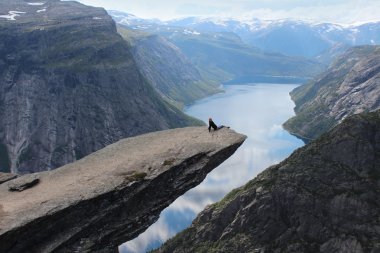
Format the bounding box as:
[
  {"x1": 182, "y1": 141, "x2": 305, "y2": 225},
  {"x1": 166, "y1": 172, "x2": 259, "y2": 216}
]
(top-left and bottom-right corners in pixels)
[{"x1": 0, "y1": 127, "x2": 246, "y2": 253}]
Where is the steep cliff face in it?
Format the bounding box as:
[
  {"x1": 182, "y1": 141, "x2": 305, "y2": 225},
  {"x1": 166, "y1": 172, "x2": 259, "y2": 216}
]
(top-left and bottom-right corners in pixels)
[
  {"x1": 117, "y1": 26, "x2": 221, "y2": 107},
  {"x1": 157, "y1": 111, "x2": 380, "y2": 253},
  {"x1": 0, "y1": 127, "x2": 246, "y2": 253},
  {"x1": 0, "y1": 0, "x2": 201, "y2": 173},
  {"x1": 284, "y1": 46, "x2": 380, "y2": 141}
]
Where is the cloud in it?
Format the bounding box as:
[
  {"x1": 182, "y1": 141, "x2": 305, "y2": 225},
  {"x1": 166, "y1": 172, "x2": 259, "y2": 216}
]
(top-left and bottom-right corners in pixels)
[
  {"x1": 76, "y1": 0, "x2": 380, "y2": 24},
  {"x1": 238, "y1": 1, "x2": 380, "y2": 24},
  {"x1": 119, "y1": 216, "x2": 171, "y2": 253}
]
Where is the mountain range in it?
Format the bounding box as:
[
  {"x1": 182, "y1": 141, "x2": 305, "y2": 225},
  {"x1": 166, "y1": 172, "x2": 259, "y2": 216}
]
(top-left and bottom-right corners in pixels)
[
  {"x1": 110, "y1": 11, "x2": 380, "y2": 59},
  {"x1": 111, "y1": 11, "x2": 325, "y2": 83}
]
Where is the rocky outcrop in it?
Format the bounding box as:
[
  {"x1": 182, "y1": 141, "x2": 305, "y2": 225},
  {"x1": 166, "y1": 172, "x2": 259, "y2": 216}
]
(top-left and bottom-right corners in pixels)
[
  {"x1": 7, "y1": 173, "x2": 39, "y2": 192},
  {"x1": 0, "y1": 127, "x2": 246, "y2": 253},
  {"x1": 117, "y1": 26, "x2": 221, "y2": 107},
  {"x1": 0, "y1": 0, "x2": 202, "y2": 174},
  {"x1": 156, "y1": 111, "x2": 380, "y2": 253},
  {"x1": 284, "y1": 45, "x2": 380, "y2": 141}
]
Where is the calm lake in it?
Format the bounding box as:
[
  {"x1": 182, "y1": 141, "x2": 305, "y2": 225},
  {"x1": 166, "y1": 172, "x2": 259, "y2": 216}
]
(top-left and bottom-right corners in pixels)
[{"x1": 119, "y1": 83, "x2": 304, "y2": 253}]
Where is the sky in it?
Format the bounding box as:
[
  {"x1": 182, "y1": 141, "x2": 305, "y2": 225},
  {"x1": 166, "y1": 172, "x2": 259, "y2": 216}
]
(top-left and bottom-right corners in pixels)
[{"x1": 75, "y1": 0, "x2": 380, "y2": 24}]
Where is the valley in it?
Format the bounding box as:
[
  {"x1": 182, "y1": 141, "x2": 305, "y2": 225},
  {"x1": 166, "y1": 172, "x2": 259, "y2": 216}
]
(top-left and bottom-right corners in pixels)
[
  {"x1": 120, "y1": 83, "x2": 304, "y2": 253},
  {"x1": 112, "y1": 12, "x2": 325, "y2": 83},
  {"x1": 0, "y1": 1, "x2": 379, "y2": 253}
]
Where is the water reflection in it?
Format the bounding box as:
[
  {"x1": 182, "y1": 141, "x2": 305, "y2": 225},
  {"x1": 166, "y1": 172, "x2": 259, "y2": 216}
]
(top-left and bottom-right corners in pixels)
[{"x1": 119, "y1": 84, "x2": 304, "y2": 253}]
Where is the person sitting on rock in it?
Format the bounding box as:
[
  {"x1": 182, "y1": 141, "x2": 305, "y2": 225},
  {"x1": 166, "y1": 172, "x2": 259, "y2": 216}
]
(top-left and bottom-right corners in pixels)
[
  {"x1": 208, "y1": 117, "x2": 229, "y2": 132},
  {"x1": 208, "y1": 117, "x2": 218, "y2": 132}
]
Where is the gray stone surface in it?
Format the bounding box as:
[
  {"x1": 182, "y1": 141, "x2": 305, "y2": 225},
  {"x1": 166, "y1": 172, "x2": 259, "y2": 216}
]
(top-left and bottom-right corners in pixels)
[
  {"x1": 7, "y1": 174, "x2": 39, "y2": 192},
  {"x1": 156, "y1": 111, "x2": 380, "y2": 253},
  {"x1": 0, "y1": 172, "x2": 17, "y2": 185},
  {"x1": 0, "y1": 127, "x2": 246, "y2": 253}
]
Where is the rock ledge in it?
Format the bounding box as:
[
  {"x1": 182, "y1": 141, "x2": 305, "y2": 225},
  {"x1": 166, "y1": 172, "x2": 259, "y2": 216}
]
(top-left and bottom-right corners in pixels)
[{"x1": 0, "y1": 127, "x2": 246, "y2": 253}]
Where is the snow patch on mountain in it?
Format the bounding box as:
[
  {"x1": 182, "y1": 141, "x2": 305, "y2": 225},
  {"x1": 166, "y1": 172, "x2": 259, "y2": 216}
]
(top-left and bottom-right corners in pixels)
[
  {"x1": 183, "y1": 29, "x2": 200, "y2": 35},
  {"x1": 324, "y1": 24, "x2": 344, "y2": 33},
  {"x1": 28, "y1": 2, "x2": 45, "y2": 5},
  {"x1": 0, "y1": 11, "x2": 26, "y2": 21}
]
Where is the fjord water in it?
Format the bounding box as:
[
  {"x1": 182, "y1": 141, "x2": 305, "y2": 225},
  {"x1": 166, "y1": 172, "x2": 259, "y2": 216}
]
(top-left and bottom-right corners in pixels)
[{"x1": 119, "y1": 83, "x2": 304, "y2": 253}]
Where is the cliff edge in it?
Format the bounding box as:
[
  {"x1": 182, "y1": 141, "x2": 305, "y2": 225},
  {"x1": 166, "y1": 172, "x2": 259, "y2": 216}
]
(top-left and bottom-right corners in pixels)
[{"x1": 0, "y1": 127, "x2": 246, "y2": 253}]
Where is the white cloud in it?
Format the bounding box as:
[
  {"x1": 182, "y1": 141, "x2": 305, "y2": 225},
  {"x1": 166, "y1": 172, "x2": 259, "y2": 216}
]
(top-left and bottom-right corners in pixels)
[
  {"x1": 119, "y1": 216, "x2": 172, "y2": 253},
  {"x1": 75, "y1": 0, "x2": 380, "y2": 24},
  {"x1": 239, "y1": 1, "x2": 380, "y2": 24}
]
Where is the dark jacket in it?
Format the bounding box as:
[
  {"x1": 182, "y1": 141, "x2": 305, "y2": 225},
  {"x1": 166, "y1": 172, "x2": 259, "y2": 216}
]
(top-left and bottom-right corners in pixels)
[{"x1": 208, "y1": 119, "x2": 217, "y2": 132}]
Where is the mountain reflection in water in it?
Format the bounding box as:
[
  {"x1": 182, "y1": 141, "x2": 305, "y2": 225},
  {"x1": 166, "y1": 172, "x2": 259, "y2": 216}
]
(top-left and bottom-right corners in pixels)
[{"x1": 119, "y1": 84, "x2": 304, "y2": 253}]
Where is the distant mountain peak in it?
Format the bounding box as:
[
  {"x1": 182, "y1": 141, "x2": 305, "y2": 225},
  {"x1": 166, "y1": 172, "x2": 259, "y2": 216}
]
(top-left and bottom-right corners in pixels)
[{"x1": 109, "y1": 10, "x2": 380, "y2": 60}]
